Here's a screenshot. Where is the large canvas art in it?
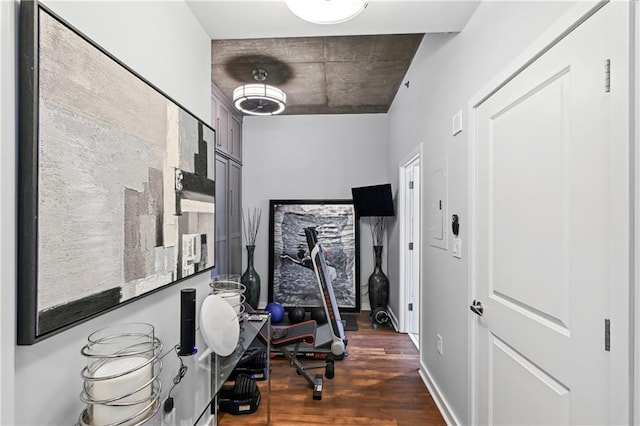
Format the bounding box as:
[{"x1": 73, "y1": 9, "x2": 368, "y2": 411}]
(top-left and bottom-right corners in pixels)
[
  {"x1": 268, "y1": 200, "x2": 360, "y2": 312},
  {"x1": 17, "y1": 2, "x2": 215, "y2": 344}
]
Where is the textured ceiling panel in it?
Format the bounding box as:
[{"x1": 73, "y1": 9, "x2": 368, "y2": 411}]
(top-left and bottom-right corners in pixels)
[
  {"x1": 323, "y1": 34, "x2": 424, "y2": 62},
  {"x1": 325, "y1": 61, "x2": 409, "y2": 108},
  {"x1": 211, "y1": 33, "x2": 424, "y2": 115}
]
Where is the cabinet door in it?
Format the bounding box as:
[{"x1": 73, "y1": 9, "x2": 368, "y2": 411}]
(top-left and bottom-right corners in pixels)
[
  {"x1": 211, "y1": 94, "x2": 219, "y2": 136},
  {"x1": 230, "y1": 115, "x2": 242, "y2": 161},
  {"x1": 228, "y1": 161, "x2": 242, "y2": 274},
  {"x1": 216, "y1": 102, "x2": 230, "y2": 154},
  {"x1": 213, "y1": 155, "x2": 228, "y2": 275}
]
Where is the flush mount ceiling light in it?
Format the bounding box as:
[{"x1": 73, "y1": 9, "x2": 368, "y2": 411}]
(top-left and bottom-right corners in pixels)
[
  {"x1": 233, "y1": 69, "x2": 286, "y2": 116},
  {"x1": 285, "y1": 0, "x2": 368, "y2": 25}
]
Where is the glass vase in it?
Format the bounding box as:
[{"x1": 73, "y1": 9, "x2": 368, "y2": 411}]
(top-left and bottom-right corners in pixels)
[
  {"x1": 368, "y1": 245, "x2": 389, "y2": 310},
  {"x1": 241, "y1": 245, "x2": 261, "y2": 308}
]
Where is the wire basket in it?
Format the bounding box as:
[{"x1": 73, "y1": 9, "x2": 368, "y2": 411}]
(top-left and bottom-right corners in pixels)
[
  {"x1": 210, "y1": 274, "x2": 246, "y2": 320},
  {"x1": 78, "y1": 323, "x2": 162, "y2": 426}
]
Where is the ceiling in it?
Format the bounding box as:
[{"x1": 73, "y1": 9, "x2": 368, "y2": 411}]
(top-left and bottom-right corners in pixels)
[{"x1": 187, "y1": 1, "x2": 480, "y2": 115}]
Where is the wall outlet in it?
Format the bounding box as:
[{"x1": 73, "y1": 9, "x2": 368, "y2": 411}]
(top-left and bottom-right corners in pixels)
[{"x1": 437, "y1": 334, "x2": 443, "y2": 355}]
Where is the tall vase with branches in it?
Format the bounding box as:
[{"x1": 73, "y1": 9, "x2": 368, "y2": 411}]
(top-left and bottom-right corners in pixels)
[
  {"x1": 241, "y1": 208, "x2": 262, "y2": 308},
  {"x1": 368, "y1": 216, "x2": 389, "y2": 318}
]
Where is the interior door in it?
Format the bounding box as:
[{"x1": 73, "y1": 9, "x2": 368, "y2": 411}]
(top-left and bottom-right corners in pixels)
[
  {"x1": 472, "y1": 3, "x2": 628, "y2": 424},
  {"x1": 405, "y1": 157, "x2": 420, "y2": 335}
]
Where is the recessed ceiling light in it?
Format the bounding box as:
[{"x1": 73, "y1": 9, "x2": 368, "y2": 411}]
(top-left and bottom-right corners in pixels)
[{"x1": 285, "y1": 0, "x2": 368, "y2": 25}]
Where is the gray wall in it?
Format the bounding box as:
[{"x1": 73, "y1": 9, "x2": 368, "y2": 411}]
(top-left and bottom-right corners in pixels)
[
  {"x1": 1, "y1": 1, "x2": 212, "y2": 423},
  {"x1": 386, "y1": 1, "x2": 579, "y2": 423},
  {"x1": 0, "y1": 2, "x2": 17, "y2": 423},
  {"x1": 242, "y1": 114, "x2": 389, "y2": 309}
]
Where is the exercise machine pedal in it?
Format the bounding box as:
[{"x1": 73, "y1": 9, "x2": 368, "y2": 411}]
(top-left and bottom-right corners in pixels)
[{"x1": 313, "y1": 374, "x2": 323, "y2": 400}]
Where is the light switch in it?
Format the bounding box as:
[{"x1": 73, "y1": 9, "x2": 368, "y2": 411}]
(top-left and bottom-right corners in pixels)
[{"x1": 453, "y1": 237, "x2": 462, "y2": 259}]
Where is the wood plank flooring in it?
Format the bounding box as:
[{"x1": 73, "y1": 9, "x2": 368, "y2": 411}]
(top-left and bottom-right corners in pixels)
[{"x1": 219, "y1": 312, "x2": 446, "y2": 425}]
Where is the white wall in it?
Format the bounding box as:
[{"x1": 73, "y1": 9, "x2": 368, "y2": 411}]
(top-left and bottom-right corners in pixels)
[
  {"x1": 387, "y1": 1, "x2": 578, "y2": 423},
  {"x1": 242, "y1": 114, "x2": 389, "y2": 309},
  {"x1": 2, "y1": 1, "x2": 212, "y2": 424}
]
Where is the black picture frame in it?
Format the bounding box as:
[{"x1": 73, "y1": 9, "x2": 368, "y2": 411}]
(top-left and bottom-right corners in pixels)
[
  {"x1": 268, "y1": 200, "x2": 360, "y2": 312},
  {"x1": 17, "y1": 1, "x2": 216, "y2": 344}
]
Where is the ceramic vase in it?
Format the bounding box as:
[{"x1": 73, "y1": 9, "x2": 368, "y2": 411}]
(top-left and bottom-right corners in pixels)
[
  {"x1": 241, "y1": 245, "x2": 261, "y2": 308},
  {"x1": 368, "y1": 245, "x2": 389, "y2": 310}
]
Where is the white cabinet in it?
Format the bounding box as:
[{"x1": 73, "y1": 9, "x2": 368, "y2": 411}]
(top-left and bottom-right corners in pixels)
[{"x1": 211, "y1": 85, "x2": 242, "y2": 162}]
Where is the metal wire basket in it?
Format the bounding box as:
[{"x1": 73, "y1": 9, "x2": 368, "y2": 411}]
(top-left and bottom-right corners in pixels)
[
  {"x1": 210, "y1": 274, "x2": 247, "y2": 320},
  {"x1": 78, "y1": 323, "x2": 162, "y2": 426}
]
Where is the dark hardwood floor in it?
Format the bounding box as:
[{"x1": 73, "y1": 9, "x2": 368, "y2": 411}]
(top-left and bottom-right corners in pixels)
[{"x1": 219, "y1": 312, "x2": 446, "y2": 425}]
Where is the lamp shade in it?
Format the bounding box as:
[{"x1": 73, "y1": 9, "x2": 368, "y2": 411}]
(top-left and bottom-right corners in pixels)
[
  {"x1": 285, "y1": 0, "x2": 368, "y2": 25},
  {"x1": 233, "y1": 84, "x2": 287, "y2": 116}
]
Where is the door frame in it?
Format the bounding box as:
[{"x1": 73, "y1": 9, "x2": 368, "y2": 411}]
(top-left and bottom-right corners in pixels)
[
  {"x1": 633, "y1": 1, "x2": 639, "y2": 422},
  {"x1": 398, "y1": 144, "x2": 423, "y2": 335},
  {"x1": 467, "y1": 1, "x2": 632, "y2": 423}
]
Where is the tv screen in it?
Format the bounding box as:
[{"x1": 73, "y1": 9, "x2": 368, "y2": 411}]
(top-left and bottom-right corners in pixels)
[{"x1": 351, "y1": 184, "x2": 394, "y2": 217}]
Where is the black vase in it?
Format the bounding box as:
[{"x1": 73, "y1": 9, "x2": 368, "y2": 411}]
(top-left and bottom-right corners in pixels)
[
  {"x1": 368, "y1": 245, "x2": 389, "y2": 310},
  {"x1": 241, "y1": 245, "x2": 261, "y2": 309}
]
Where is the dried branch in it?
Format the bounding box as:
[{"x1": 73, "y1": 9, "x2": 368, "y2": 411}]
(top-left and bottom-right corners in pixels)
[
  {"x1": 242, "y1": 207, "x2": 262, "y2": 246},
  {"x1": 369, "y1": 216, "x2": 386, "y2": 246}
]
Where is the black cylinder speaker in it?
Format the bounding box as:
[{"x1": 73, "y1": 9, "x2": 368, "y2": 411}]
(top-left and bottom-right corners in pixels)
[{"x1": 178, "y1": 288, "x2": 197, "y2": 356}]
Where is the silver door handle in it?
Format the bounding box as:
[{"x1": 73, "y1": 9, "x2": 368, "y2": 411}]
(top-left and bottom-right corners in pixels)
[{"x1": 470, "y1": 300, "x2": 483, "y2": 316}]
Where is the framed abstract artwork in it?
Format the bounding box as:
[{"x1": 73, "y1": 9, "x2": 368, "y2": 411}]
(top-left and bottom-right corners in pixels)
[
  {"x1": 17, "y1": 2, "x2": 216, "y2": 344},
  {"x1": 268, "y1": 200, "x2": 360, "y2": 312}
]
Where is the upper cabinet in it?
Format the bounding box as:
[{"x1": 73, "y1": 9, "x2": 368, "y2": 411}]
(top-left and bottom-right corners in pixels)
[
  {"x1": 230, "y1": 115, "x2": 242, "y2": 160},
  {"x1": 212, "y1": 84, "x2": 242, "y2": 162}
]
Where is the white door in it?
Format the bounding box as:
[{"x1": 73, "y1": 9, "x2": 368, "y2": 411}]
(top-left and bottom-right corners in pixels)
[
  {"x1": 403, "y1": 155, "x2": 421, "y2": 335},
  {"x1": 472, "y1": 3, "x2": 629, "y2": 425}
]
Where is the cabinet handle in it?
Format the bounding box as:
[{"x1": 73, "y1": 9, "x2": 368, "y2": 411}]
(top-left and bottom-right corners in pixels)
[
  {"x1": 230, "y1": 128, "x2": 234, "y2": 154},
  {"x1": 230, "y1": 189, "x2": 233, "y2": 215}
]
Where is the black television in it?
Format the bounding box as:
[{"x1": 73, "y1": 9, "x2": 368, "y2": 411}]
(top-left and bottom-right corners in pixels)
[{"x1": 351, "y1": 184, "x2": 395, "y2": 217}]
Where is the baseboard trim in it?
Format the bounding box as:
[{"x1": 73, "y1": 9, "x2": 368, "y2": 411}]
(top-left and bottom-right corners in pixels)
[{"x1": 418, "y1": 361, "x2": 461, "y2": 426}]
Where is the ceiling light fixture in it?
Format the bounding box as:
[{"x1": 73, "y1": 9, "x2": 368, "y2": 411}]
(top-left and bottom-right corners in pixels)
[
  {"x1": 233, "y1": 69, "x2": 286, "y2": 116},
  {"x1": 285, "y1": 0, "x2": 368, "y2": 25}
]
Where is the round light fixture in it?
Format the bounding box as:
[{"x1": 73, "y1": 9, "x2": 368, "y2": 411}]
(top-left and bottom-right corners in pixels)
[
  {"x1": 233, "y1": 69, "x2": 287, "y2": 116},
  {"x1": 285, "y1": 0, "x2": 368, "y2": 25}
]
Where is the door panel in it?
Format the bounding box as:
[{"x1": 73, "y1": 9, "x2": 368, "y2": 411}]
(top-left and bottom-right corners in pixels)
[
  {"x1": 213, "y1": 156, "x2": 228, "y2": 275},
  {"x1": 228, "y1": 161, "x2": 242, "y2": 274},
  {"x1": 490, "y1": 335, "x2": 570, "y2": 426},
  {"x1": 490, "y1": 70, "x2": 570, "y2": 332}
]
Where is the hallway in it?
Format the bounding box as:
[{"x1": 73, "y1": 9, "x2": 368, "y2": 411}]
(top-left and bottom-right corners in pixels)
[{"x1": 220, "y1": 312, "x2": 445, "y2": 425}]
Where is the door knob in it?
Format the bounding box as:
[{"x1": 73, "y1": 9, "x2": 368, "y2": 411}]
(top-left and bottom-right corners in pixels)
[{"x1": 470, "y1": 300, "x2": 484, "y2": 316}]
